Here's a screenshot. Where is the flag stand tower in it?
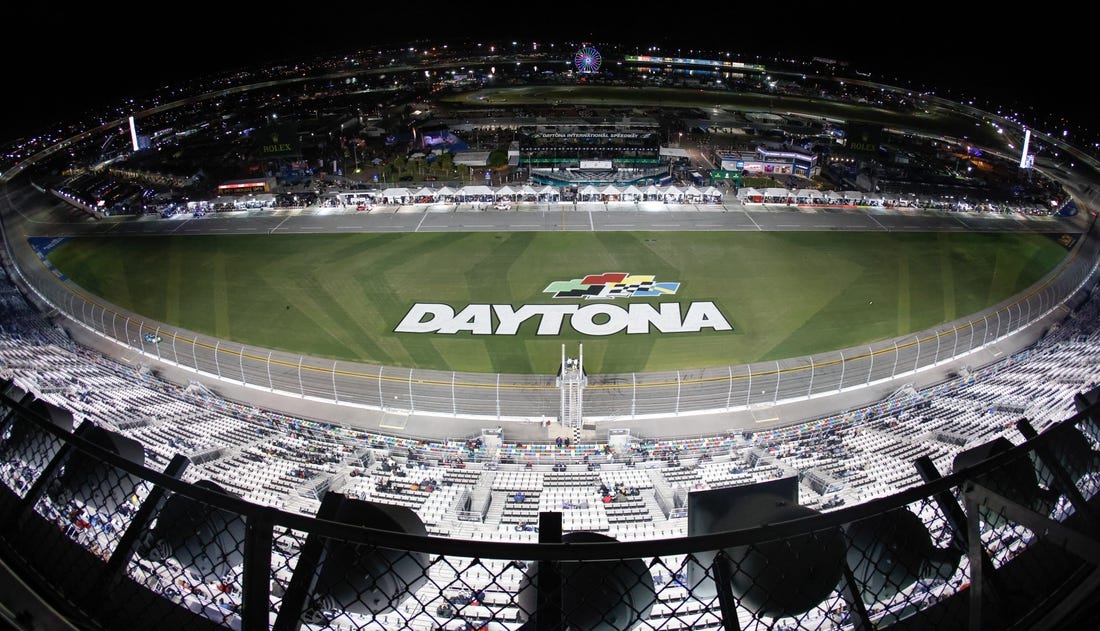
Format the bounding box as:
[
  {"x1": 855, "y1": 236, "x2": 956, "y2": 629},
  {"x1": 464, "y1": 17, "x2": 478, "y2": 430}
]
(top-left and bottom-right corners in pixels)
[{"x1": 558, "y1": 344, "x2": 587, "y2": 446}]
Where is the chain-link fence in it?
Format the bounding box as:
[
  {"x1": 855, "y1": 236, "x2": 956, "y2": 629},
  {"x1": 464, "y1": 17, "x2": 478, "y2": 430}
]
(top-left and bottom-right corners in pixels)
[{"x1": 3, "y1": 383, "x2": 1099, "y2": 630}]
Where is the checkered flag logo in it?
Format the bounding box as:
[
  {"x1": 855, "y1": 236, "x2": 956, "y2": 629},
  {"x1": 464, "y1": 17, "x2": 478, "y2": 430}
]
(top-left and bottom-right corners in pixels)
[{"x1": 543, "y1": 273, "x2": 680, "y2": 300}]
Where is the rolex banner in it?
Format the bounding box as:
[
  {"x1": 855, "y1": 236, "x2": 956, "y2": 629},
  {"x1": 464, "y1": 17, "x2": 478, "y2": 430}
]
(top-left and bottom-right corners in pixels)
[{"x1": 255, "y1": 123, "x2": 301, "y2": 158}]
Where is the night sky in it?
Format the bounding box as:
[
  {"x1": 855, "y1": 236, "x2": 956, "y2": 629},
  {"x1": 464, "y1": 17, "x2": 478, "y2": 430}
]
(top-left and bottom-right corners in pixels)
[{"x1": 3, "y1": 4, "x2": 1092, "y2": 144}]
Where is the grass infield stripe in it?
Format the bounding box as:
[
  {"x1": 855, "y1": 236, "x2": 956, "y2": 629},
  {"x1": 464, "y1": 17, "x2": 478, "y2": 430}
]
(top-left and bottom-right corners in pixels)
[{"x1": 51, "y1": 230, "x2": 1080, "y2": 394}]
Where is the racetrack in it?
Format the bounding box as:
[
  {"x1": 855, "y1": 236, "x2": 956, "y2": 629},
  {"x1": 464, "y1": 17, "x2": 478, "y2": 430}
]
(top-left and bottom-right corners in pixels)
[
  {"x1": 43, "y1": 228, "x2": 1068, "y2": 374},
  {"x1": 3, "y1": 179, "x2": 1094, "y2": 438}
]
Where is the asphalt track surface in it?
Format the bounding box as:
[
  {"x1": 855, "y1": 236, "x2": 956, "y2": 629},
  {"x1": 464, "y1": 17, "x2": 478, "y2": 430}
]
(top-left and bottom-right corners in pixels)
[
  {"x1": 14, "y1": 195, "x2": 1070, "y2": 238},
  {"x1": 3, "y1": 180, "x2": 1097, "y2": 444}
]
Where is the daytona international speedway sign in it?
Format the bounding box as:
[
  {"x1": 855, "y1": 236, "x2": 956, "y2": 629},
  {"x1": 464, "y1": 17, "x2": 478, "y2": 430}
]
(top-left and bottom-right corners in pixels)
[{"x1": 394, "y1": 273, "x2": 732, "y2": 336}]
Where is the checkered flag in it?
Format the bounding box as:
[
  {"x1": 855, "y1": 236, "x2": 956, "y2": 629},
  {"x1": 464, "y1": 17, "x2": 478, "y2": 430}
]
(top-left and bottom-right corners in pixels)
[{"x1": 603, "y1": 281, "x2": 655, "y2": 298}]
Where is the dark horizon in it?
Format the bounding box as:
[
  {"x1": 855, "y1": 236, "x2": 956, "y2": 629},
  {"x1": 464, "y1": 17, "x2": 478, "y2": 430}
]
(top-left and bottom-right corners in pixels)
[{"x1": 3, "y1": 5, "x2": 1092, "y2": 145}]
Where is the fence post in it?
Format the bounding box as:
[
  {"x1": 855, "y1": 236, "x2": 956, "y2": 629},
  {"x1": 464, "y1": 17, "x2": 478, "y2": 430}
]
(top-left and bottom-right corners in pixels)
[
  {"x1": 536, "y1": 512, "x2": 563, "y2": 631},
  {"x1": 241, "y1": 506, "x2": 275, "y2": 631}
]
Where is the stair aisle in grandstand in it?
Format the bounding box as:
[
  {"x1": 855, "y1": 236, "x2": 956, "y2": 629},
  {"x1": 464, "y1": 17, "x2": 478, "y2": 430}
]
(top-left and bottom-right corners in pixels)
[{"x1": 640, "y1": 489, "x2": 669, "y2": 524}]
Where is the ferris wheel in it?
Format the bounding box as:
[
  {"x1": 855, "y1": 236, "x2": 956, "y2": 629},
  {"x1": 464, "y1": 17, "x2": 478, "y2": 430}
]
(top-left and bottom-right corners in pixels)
[{"x1": 574, "y1": 45, "x2": 602, "y2": 74}]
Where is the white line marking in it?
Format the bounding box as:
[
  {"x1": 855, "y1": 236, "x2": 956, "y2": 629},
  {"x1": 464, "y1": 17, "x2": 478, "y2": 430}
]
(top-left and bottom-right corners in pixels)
[
  {"x1": 415, "y1": 210, "x2": 430, "y2": 232},
  {"x1": 741, "y1": 209, "x2": 762, "y2": 231},
  {"x1": 269, "y1": 216, "x2": 291, "y2": 234}
]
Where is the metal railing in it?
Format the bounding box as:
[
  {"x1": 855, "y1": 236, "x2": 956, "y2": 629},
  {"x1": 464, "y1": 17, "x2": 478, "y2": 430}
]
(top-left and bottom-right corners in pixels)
[{"x1": 2, "y1": 383, "x2": 1100, "y2": 630}]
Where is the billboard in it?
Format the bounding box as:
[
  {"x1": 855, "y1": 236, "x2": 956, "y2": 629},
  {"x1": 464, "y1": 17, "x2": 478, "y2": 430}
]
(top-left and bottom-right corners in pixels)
[
  {"x1": 254, "y1": 123, "x2": 301, "y2": 158},
  {"x1": 845, "y1": 123, "x2": 883, "y2": 154}
]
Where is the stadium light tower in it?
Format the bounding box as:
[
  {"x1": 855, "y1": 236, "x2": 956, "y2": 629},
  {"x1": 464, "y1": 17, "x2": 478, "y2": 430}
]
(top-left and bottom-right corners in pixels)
[
  {"x1": 1019, "y1": 128, "x2": 1031, "y2": 169},
  {"x1": 129, "y1": 116, "x2": 140, "y2": 152}
]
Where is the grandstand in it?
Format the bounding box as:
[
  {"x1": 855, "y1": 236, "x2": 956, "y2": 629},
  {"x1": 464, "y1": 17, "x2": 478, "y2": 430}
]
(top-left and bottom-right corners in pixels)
[{"x1": 4, "y1": 38, "x2": 1100, "y2": 631}]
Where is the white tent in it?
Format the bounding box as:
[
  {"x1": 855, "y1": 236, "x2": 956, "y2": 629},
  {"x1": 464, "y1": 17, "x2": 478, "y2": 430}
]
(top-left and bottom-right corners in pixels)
[
  {"x1": 412, "y1": 186, "x2": 435, "y2": 199},
  {"x1": 380, "y1": 187, "x2": 412, "y2": 202},
  {"x1": 535, "y1": 185, "x2": 559, "y2": 201},
  {"x1": 517, "y1": 185, "x2": 538, "y2": 196},
  {"x1": 763, "y1": 188, "x2": 790, "y2": 199},
  {"x1": 738, "y1": 187, "x2": 762, "y2": 201},
  {"x1": 496, "y1": 185, "x2": 516, "y2": 198},
  {"x1": 601, "y1": 184, "x2": 621, "y2": 196},
  {"x1": 794, "y1": 189, "x2": 817, "y2": 200},
  {"x1": 435, "y1": 186, "x2": 457, "y2": 199},
  {"x1": 579, "y1": 184, "x2": 601, "y2": 200},
  {"x1": 642, "y1": 184, "x2": 662, "y2": 200},
  {"x1": 460, "y1": 185, "x2": 495, "y2": 198},
  {"x1": 702, "y1": 186, "x2": 722, "y2": 199},
  {"x1": 622, "y1": 185, "x2": 643, "y2": 200},
  {"x1": 683, "y1": 185, "x2": 703, "y2": 197},
  {"x1": 664, "y1": 185, "x2": 682, "y2": 195},
  {"x1": 822, "y1": 190, "x2": 842, "y2": 201}
]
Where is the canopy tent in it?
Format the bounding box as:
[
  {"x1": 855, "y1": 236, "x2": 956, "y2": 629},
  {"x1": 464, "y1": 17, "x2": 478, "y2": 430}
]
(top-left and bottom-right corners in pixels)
[
  {"x1": 378, "y1": 187, "x2": 412, "y2": 201},
  {"x1": 738, "y1": 187, "x2": 763, "y2": 201},
  {"x1": 412, "y1": 186, "x2": 435, "y2": 199},
  {"x1": 459, "y1": 185, "x2": 495, "y2": 197},
  {"x1": 578, "y1": 184, "x2": 601, "y2": 200},
  {"x1": 763, "y1": 188, "x2": 791, "y2": 199},
  {"x1": 601, "y1": 184, "x2": 621, "y2": 196},
  {"x1": 620, "y1": 185, "x2": 643, "y2": 201},
  {"x1": 496, "y1": 185, "x2": 516, "y2": 198}
]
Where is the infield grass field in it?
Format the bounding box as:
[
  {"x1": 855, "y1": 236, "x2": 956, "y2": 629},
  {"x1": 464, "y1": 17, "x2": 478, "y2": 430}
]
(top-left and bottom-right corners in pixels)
[{"x1": 45, "y1": 231, "x2": 1067, "y2": 374}]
